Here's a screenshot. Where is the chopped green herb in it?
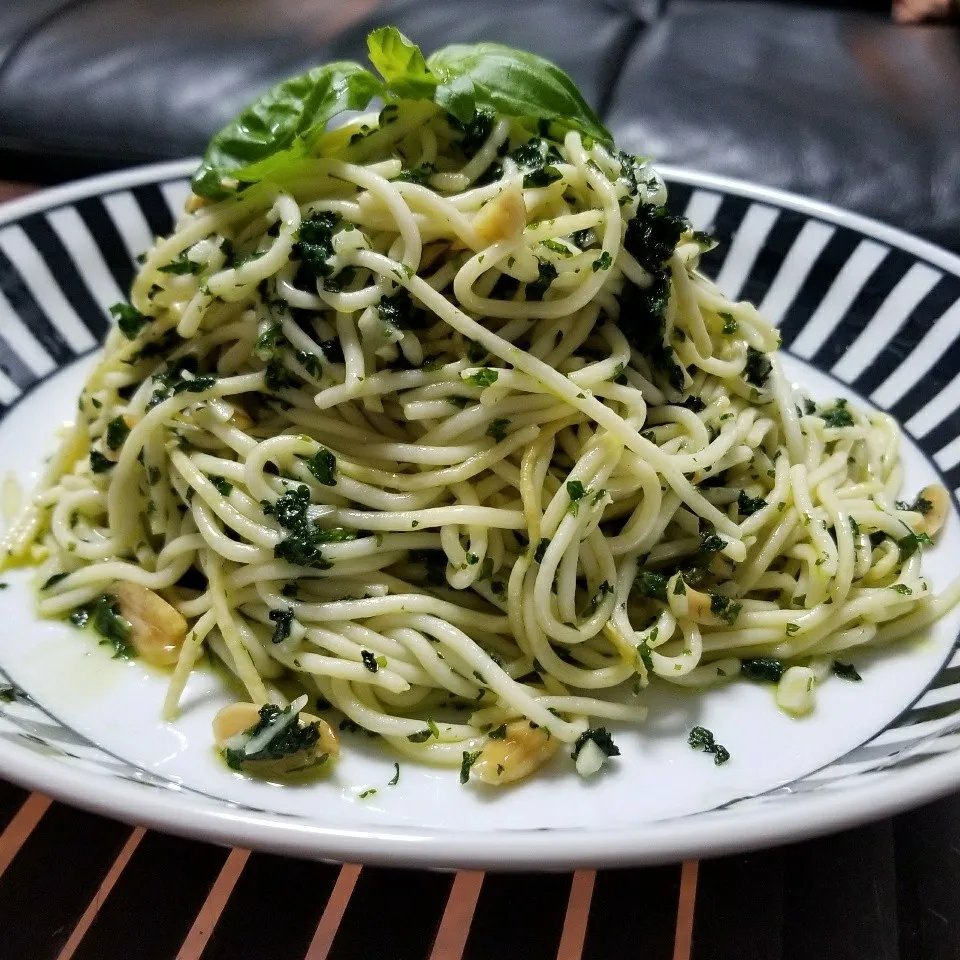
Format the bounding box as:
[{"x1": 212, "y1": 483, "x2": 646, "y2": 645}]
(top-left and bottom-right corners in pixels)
[
  {"x1": 896, "y1": 495, "x2": 933, "y2": 515},
  {"x1": 820, "y1": 399, "x2": 854, "y2": 428},
  {"x1": 269, "y1": 608, "x2": 294, "y2": 644},
  {"x1": 740, "y1": 658, "x2": 784, "y2": 683},
  {"x1": 358, "y1": 788, "x2": 377, "y2": 799},
  {"x1": 90, "y1": 450, "x2": 113, "y2": 474},
  {"x1": 271, "y1": 485, "x2": 333, "y2": 568},
  {"x1": 397, "y1": 162, "x2": 436, "y2": 185},
  {"x1": 110, "y1": 302, "x2": 151, "y2": 340},
  {"x1": 105, "y1": 416, "x2": 130, "y2": 451},
  {"x1": 710, "y1": 594, "x2": 743, "y2": 625},
  {"x1": 264, "y1": 358, "x2": 297, "y2": 392},
  {"x1": 466, "y1": 340, "x2": 488, "y2": 363},
  {"x1": 637, "y1": 640, "x2": 654, "y2": 672},
  {"x1": 744, "y1": 347, "x2": 772, "y2": 388},
  {"x1": 486, "y1": 418, "x2": 510, "y2": 441},
  {"x1": 566, "y1": 480, "x2": 587, "y2": 515},
  {"x1": 720, "y1": 312, "x2": 738, "y2": 335},
  {"x1": 377, "y1": 288, "x2": 422, "y2": 330},
  {"x1": 466, "y1": 368, "x2": 499, "y2": 388},
  {"x1": 293, "y1": 212, "x2": 340, "y2": 280},
  {"x1": 388, "y1": 763, "x2": 400, "y2": 786},
  {"x1": 296, "y1": 350, "x2": 323, "y2": 378},
  {"x1": 488, "y1": 724, "x2": 507, "y2": 740},
  {"x1": 898, "y1": 531, "x2": 933, "y2": 560},
  {"x1": 785, "y1": 622, "x2": 800, "y2": 636},
  {"x1": 633, "y1": 570, "x2": 667, "y2": 603},
  {"x1": 223, "y1": 700, "x2": 323, "y2": 772},
  {"x1": 617, "y1": 270, "x2": 683, "y2": 391},
  {"x1": 460, "y1": 749, "x2": 483, "y2": 784},
  {"x1": 737, "y1": 489, "x2": 766, "y2": 517},
  {"x1": 210, "y1": 476, "x2": 233, "y2": 497},
  {"x1": 41, "y1": 572, "x2": 69, "y2": 590},
  {"x1": 592, "y1": 251, "x2": 613, "y2": 272},
  {"x1": 158, "y1": 250, "x2": 202, "y2": 275},
  {"x1": 832, "y1": 661, "x2": 862, "y2": 682},
  {"x1": 361, "y1": 649, "x2": 379, "y2": 673},
  {"x1": 307, "y1": 447, "x2": 337, "y2": 486},
  {"x1": 523, "y1": 165, "x2": 562, "y2": 188},
  {"x1": 624, "y1": 201, "x2": 688, "y2": 273},
  {"x1": 892, "y1": 583, "x2": 913, "y2": 595},
  {"x1": 688, "y1": 725, "x2": 730, "y2": 765},
  {"x1": 172, "y1": 374, "x2": 216, "y2": 395},
  {"x1": 571, "y1": 727, "x2": 620, "y2": 761},
  {"x1": 314, "y1": 527, "x2": 358, "y2": 542},
  {"x1": 526, "y1": 260, "x2": 558, "y2": 301},
  {"x1": 74, "y1": 594, "x2": 135, "y2": 658}
]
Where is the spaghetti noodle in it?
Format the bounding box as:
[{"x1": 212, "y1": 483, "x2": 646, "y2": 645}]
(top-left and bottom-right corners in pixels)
[{"x1": 4, "y1": 35, "x2": 956, "y2": 784}]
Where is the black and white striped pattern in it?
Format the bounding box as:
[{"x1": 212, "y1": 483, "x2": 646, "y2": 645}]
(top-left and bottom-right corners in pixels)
[
  {"x1": 0, "y1": 171, "x2": 191, "y2": 413},
  {"x1": 1, "y1": 161, "x2": 960, "y2": 835}
]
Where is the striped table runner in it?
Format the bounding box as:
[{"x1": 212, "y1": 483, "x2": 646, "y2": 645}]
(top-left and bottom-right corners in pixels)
[{"x1": 3, "y1": 778, "x2": 960, "y2": 959}]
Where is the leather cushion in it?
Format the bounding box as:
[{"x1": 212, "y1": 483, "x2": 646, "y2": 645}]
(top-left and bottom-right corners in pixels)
[
  {"x1": 0, "y1": 0, "x2": 956, "y2": 251},
  {"x1": 607, "y1": 1, "x2": 960, "y2": 251}
]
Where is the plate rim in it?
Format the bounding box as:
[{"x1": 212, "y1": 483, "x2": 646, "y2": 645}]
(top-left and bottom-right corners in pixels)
[{"x1": 1, "y1": 157, "x2": 959, "y2": 869}]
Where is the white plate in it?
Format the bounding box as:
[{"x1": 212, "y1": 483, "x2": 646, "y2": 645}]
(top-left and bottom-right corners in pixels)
[{"x1": 0, "y1": 160, "x2": 959, "y2": 869}]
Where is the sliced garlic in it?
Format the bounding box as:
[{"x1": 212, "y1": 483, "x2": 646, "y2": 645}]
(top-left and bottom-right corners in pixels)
[
  {"x1": 916, "y1": 484, "x2": 949, "y2": 537},
  {"x1": 110, "y1": 581, "x2": 186, "y2": 666},
  {"x1": 184, "y1": 193, "x2": 209, "y2": 213},
  {"x1": 212, "y1": 699, "x2": 340, "y2": 776},
  {"x1": 229, "y1": 405, "x2": 254, "y2": 431},
  {"x1": 212, "y1": 701, "x2": 261, "y2": 745},
  {"x1": 667, "y1": 577, "x2": 737, "y2": 626},
  {"x1": 574, "y1": 738, "x2": 606, "y2": 778},
  {"x1": 471, "y1": 181, "x2": 526, "y2": 248},
  {"x1": 299, "y1": 711, "x2": 341, "y2": 757},
  {"x1": 471, "y1": 720, "x2": 558, "y2": 785},
  {"x1": 776, "y1": 666, "x2": 817, "y2": 717}
]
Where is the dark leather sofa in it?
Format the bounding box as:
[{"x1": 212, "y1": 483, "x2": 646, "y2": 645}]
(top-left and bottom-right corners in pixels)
[{"x1": 0, "y1": 0, "x2": 957, "y2": 251}]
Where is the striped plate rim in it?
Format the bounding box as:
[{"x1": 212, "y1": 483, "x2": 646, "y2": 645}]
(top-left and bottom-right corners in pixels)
[{"x1": 0, "y1": 158, "x2": 959, "y2": 868}]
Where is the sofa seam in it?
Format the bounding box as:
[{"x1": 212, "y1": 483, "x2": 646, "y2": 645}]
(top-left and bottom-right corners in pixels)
[
  {"x1": 595, "y1": 12, "x2": 647, "y2": 122},
  {"x1": 0, "y1": 0, "x2": 96, "y2": 93}
]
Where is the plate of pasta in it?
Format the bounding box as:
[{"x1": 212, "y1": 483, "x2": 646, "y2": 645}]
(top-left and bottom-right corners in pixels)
[{"x1": 1, "y1": 30, "x2": 960, "y2": 868}]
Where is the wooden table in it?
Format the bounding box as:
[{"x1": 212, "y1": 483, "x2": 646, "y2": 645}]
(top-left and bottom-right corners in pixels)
[
  {"x1": 3, "y1": 777, "x2": 960, "y2": 959},
  {"x1": 2, "y1": 177, "x2": 960, "y2": 960}
]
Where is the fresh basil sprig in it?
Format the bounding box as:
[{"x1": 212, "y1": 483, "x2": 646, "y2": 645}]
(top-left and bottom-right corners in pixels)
[
  {"x1": 192, "y1": 27, "x2": 612, "y2": 201},
  {"x1": 366, "y1": 28, "x2": 611, "y2": 145},
  {"x1": 193, "y1": 62, "x2": 383, "y2": 200},
  {"x1": 427, "y1": 39, "x2": 610, "y2": 145}
]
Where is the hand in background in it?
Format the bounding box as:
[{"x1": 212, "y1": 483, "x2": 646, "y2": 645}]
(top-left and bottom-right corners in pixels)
[{"x1": 893, "y1": 0, "x2": 958, "y2": 22}]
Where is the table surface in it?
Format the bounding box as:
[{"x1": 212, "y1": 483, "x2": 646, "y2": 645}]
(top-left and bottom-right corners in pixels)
[
  {"x1": 4, "y1": 778, "x2": 960, "y2": 960},
  {"x1": 3, "y1": 174, "x2": 960, "y2": 960}
]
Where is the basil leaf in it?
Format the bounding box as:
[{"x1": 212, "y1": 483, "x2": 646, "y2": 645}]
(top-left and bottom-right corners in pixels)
[
  {"x1": 367, "y1": 28, "x2": 610, "y2": 144},
  {"x1": 194, "y1": 30, "x2": 612, "y2": 201},
  {"x1": 367, "y1": 27, "x2": 437, "y2": 99},
  {"x1": 193, "y1": 62, "x2": 384, "y2": 200},
  {"x1": 427, "y1": 41, "x2": 611, "y2": 145}
]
